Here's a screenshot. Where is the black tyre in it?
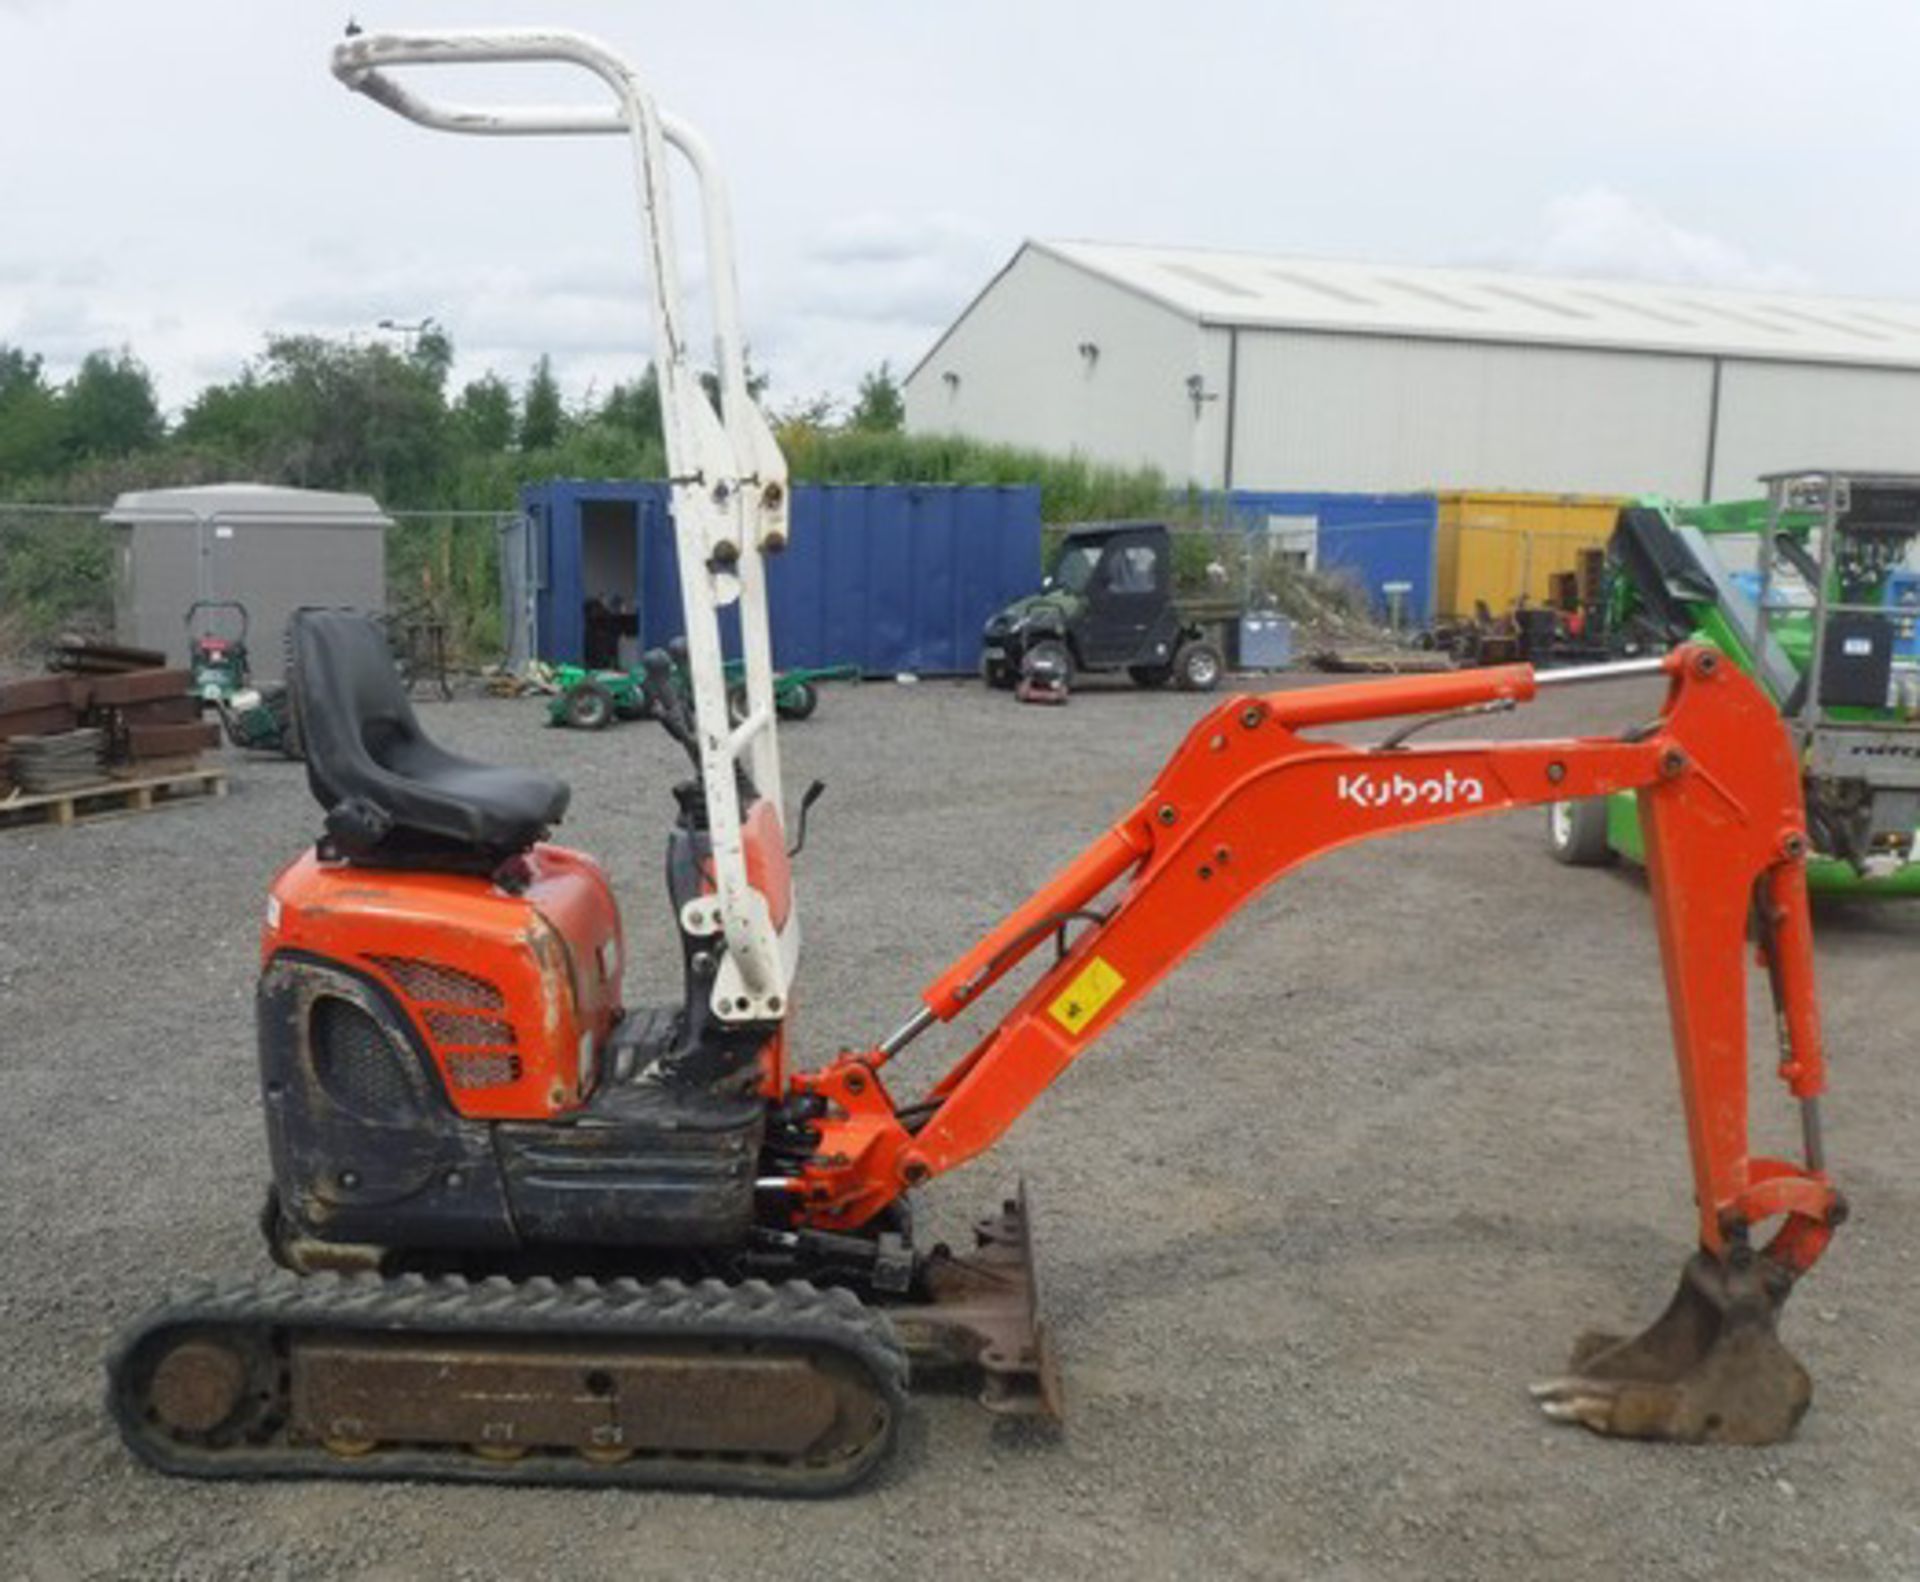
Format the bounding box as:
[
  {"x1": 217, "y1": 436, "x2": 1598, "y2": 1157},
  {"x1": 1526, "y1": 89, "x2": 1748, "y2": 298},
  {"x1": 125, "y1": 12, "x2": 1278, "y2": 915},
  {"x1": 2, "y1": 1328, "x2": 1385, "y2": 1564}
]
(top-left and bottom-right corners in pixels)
[
  {"x1": 776, "y1": 679, "x2": 820, "y2": 721},
  {"x1": 563, "y1": 681, "x2": 615, "y2": 730},
  {"x1": 1127, "y1": 663, "x2": 1174, "y2": 689},
  {"x1": 1548, "y1": 798, "x2": 1615, "y2": 866},
  {"x1": 1023, "y1": 639, "x2": 1073, "y2": 684},
  {"x1": 1173, "y1": 639, "x2": 1223, "y2": 692},
  {"x1": 980, "y1": 652, "x2": 1017, "y2": 690}
]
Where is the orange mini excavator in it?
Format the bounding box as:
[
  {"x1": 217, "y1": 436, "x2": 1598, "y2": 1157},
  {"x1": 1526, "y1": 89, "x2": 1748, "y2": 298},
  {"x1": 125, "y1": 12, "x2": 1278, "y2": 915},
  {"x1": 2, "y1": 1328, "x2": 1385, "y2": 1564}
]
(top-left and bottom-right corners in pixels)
[{"x1": 107, "y1": 28, "x2": 1843, "y2": 1495}]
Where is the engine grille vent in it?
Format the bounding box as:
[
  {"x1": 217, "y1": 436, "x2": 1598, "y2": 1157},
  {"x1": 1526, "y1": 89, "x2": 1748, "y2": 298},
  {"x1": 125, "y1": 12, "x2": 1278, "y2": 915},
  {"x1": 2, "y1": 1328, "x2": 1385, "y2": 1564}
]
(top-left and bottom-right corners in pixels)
[
  {"x1": 368, "y1": 955, "x2": 505, "y2": 1010},
  {"x1": 366, "y1": 956, "x2": 520, "y2": 1091},
  {"x1": 446, "y1": 1051, "x2": 524, "y2": 1089},
  {"x1": 312, "y1": 996, "x2": 419, "y2": 1118},
  {"x1": 424, "y1": 1010, "x2": 516, "y2": 1048}
]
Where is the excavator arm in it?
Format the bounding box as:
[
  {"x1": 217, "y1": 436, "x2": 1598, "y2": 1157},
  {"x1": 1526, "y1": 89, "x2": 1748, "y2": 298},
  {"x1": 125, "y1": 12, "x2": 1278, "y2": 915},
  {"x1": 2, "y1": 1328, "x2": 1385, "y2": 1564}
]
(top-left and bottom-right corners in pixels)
[{"x1": 790, "y1": 646, "x2": 1843, "y2": 1443}]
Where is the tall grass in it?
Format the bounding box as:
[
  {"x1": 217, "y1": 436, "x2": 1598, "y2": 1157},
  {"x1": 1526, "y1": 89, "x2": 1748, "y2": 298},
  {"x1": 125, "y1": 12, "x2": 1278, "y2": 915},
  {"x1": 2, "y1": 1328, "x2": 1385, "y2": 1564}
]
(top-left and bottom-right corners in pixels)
[
  {"x1": 0, "y1": 431, "x2": 1194, "y2": 667},
  {"x1": 0, "y1": 512, "x2": 116, "y2": 653},
  {"x1": 781, "y1": 428, "x2": 1175, "y2": 523}
]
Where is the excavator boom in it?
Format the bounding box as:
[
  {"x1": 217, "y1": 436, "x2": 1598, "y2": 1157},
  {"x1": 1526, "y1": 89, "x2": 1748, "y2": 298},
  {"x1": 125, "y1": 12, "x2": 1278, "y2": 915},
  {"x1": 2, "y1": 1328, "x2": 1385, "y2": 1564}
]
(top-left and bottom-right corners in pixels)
[{"x1": 790, "y1": 645, "x2": 1840, "y2": 1443}]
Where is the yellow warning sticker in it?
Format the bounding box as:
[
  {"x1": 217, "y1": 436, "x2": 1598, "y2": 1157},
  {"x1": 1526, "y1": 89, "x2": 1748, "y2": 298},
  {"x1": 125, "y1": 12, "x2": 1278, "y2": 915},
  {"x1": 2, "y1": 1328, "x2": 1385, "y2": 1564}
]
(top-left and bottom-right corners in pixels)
[{"x1": 1049, "y1": 955, "x2": 1127, "y2": 1036}]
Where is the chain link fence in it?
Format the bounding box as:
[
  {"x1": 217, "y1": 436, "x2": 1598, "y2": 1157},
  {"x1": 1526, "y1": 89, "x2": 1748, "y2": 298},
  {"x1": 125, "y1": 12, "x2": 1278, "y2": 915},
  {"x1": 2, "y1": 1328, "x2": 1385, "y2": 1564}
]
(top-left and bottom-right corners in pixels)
[
  {"x1": 0, "y1": 504, "x2": 117, "y2": 663},
  {"x1": 384, "y1": 509, "x2": 522, "y2": 671},
  {"x1": 1040, "y1": 517, "x2": 1394, "y2": 655},
  {"x1": 0, "y1": 501, "x2": 524, "y2": 672}
]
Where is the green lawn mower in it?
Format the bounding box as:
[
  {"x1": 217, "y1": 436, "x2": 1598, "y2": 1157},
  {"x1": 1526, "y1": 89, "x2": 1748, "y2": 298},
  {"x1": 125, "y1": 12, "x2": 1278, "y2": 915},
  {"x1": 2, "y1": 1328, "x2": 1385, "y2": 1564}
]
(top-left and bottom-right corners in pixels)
[
  {"x1": 1549, "y1": 468, "x2": 1920, "y2": 896},
  {"x1": 549, "y1": 648, "x2": 855, "y2": 730},
  {"x1": 186, "y1": 600, "x2": 301, "y2": 759}
]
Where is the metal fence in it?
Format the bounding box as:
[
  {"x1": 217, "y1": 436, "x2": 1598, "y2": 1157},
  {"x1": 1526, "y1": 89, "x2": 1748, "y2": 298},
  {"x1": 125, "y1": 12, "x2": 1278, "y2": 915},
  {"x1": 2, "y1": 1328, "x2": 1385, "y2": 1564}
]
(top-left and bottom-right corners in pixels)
[
  {"x1": 383, "y1": 508, "x2": 524, "y2": 669},
  {"x1": 0, "y1": 503, "x2": 117, "y2": 658},
  {"x1": 0, "y1": 500, "x2": 525, "y2": 669}
]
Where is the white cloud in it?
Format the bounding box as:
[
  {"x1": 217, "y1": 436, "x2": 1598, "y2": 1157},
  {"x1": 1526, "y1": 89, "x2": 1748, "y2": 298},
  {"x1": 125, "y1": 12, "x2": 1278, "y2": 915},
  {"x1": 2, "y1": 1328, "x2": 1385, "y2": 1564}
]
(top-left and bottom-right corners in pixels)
[
  {"x1": 745, "y1": 211, "x2": 1003, "y2": 398},
  {"x1": 15, "y1": 1, "x2": 1914, "y2": 432},
  {"x1": 1508, "y1": 186, "x2": 1812, "y2": 292}
]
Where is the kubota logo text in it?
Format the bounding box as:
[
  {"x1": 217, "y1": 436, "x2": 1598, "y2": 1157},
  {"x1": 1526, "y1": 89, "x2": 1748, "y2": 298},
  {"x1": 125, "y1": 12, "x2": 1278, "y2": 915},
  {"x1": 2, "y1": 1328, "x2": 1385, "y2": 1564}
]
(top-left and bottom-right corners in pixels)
[{"x1": 1336, "y1": 769, "x2": 1487, "y2": 809}]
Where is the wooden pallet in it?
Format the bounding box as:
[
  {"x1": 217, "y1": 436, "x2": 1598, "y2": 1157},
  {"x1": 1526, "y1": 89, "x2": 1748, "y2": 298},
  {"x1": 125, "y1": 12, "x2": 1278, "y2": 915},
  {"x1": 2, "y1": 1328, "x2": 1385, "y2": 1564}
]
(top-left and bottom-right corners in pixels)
[{"x1": 0, "y1": 765, "x2": 227, "y2": 830}]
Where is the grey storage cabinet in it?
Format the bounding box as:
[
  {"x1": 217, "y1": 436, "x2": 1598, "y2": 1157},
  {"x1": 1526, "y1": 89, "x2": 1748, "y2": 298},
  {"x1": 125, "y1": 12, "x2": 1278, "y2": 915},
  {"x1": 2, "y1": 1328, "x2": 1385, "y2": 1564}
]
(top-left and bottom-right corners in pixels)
[{"x1": 107, "y1": 484, "x2": 391, "y2": 671}]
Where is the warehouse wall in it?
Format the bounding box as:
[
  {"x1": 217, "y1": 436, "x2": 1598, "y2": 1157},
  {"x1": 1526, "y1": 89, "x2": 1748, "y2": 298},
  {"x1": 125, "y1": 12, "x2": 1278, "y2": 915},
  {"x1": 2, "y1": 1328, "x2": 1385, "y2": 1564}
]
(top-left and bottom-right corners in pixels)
[
  {"x1": 904, "y1": 247, "x2": 1227, "y2": 484},
  {"x1": 1710, "y1": 360, "x2": 1920, "y2": 499},
  {"x1": 1229, "y1": 331, "x2": 1714, "y2": 496},
  {"x1": 907, "y1": 254, "x2": 1920, "y2": 500}
]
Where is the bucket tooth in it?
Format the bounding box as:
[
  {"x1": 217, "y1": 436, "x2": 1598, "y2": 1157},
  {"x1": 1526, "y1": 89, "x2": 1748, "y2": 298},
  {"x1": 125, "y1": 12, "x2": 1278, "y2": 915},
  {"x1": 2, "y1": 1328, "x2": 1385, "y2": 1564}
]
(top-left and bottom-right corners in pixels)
[{"x1": 1531, "y1": 1251, "x2": 1811, "y2": 1444}]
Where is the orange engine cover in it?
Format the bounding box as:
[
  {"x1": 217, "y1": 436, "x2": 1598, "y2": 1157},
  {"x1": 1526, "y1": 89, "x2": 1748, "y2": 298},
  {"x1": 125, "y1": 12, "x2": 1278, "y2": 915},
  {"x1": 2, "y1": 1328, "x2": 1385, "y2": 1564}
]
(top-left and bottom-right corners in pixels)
[{"x1": 263, "y1": 844, "x2": 623, "y2": 1121}]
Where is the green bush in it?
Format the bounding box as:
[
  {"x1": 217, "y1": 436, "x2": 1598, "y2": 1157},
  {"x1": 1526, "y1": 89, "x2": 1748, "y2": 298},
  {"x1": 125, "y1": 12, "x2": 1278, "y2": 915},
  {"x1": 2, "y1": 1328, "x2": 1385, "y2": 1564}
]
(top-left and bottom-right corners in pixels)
[
  {"x1": 0, "y1": 515, "x2": 116, "y2": 650},
  {"x1": 0, "y1": 328, "x2": 1209, "y2": 667}
]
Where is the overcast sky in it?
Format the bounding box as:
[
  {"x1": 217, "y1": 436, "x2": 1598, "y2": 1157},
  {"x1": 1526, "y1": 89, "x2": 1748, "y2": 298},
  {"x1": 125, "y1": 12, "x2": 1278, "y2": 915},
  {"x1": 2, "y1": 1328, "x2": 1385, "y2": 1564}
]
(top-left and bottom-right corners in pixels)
[{"x1": 3, "y1": 1, "x2": 1917, "y2": 417}]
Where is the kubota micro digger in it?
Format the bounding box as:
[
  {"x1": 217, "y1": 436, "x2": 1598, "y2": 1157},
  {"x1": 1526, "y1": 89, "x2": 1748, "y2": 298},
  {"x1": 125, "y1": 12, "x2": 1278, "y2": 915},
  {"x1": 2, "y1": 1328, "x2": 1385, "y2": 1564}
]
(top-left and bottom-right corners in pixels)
[{"x1": 105, "y1": 27, "x2": 1844, "y2": 1495}]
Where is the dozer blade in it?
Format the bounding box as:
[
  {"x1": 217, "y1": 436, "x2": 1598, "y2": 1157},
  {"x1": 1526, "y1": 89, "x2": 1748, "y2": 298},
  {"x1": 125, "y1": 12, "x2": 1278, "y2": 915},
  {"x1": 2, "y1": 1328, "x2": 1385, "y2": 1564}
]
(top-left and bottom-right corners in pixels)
[
  {"x1": 1530, "y1": 1251, "x2": 1810, "y2": 1444},
  {"x1": 888, "y1": 1180, "x2": 1065, "y2": 1421}
]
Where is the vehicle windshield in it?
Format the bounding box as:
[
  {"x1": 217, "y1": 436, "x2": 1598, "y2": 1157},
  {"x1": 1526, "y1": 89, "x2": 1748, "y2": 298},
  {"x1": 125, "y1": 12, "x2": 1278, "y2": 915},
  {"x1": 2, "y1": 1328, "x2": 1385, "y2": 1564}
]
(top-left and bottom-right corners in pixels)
[{"x1": 1047, "y1": 541, "x2": 1104, "y2": 594}]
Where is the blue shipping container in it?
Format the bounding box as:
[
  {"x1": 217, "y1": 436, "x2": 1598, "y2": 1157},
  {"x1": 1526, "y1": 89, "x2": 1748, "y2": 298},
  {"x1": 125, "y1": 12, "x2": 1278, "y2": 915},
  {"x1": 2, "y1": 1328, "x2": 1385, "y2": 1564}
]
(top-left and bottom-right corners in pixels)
[
  {"x1": 1220, "y1": 490, "x2": 1439, "y2": 623},
  {"x1": 518, "y1": 480, "x2": 1042, "y2": 676}
]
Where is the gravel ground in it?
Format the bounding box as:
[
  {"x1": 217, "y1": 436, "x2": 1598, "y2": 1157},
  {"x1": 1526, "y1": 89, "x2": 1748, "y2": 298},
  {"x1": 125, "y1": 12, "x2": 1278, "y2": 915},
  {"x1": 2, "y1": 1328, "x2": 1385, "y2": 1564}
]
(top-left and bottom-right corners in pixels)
[{"x1": 3, "y1": 671, "x2": 1917, "y2": 1581}]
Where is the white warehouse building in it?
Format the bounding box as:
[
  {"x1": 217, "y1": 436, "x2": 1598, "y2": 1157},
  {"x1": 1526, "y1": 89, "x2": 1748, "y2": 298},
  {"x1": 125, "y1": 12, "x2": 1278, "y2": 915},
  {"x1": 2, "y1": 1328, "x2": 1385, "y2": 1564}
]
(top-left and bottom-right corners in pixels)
[{"x1": 903, "y1": 240, "x2": 1920, "y2": 499}]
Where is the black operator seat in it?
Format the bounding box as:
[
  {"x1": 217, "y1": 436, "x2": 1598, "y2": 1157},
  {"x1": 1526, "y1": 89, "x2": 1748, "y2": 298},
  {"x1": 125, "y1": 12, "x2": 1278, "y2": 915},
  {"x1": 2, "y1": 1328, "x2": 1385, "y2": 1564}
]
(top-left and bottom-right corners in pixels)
[{"x1": 289, "y1": 608, "x2": 569, "y2": 862}]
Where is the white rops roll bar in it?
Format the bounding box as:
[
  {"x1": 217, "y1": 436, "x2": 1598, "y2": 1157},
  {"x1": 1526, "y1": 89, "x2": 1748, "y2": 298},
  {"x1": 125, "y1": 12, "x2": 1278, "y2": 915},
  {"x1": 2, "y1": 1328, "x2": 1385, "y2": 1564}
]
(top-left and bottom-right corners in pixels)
[{"x1": 332, "y1": 29, "x2": 795, "y2": 1023}]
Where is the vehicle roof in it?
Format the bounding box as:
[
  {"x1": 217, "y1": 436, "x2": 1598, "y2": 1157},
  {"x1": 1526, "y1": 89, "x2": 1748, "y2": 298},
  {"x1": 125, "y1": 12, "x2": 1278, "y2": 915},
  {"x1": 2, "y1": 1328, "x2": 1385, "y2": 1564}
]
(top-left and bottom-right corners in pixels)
[{"x1": 1057, "y1": 520, "x2": 1171, "y2": 540}]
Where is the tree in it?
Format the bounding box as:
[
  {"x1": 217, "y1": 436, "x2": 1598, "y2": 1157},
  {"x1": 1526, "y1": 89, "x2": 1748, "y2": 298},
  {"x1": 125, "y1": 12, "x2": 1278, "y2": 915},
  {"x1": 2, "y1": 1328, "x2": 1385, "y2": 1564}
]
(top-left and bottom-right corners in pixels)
[
  {"x1": 774, "y1": 391, "x2": 839, "y2": 431},
  {"x1": 60, "y1": 349, "x2": 163, "y2": 462},
  {"x1": 409, "y1": 322, "x2": 454, "y2": 389},
  {"x1": 452, "y1": 373, "x2": 515, "y2": 453},
  {"x1": 849, "y1": 361, "x2": 905, "y2": 434},
  {"x1": 519, "y1": 355, "x2": 564, "y2": 450},
  {"x1": 260, "y1": 333, "x2": 450, "y2": 495},
  {"x1": 0, "y1": 344, "x2": 44, "y2": 404},
  {"x1": 0, "y1": 345, "x2": 67, "y2": 482},
  {"x1": 174, "y1": 332, "x2": 450, "y2": 498},
  {"x1": 597, "y1": 365, "x2": 661, "y2": 439},
  {"x1": 176, "y1": 368, "x2": 290, "y2": 464}
]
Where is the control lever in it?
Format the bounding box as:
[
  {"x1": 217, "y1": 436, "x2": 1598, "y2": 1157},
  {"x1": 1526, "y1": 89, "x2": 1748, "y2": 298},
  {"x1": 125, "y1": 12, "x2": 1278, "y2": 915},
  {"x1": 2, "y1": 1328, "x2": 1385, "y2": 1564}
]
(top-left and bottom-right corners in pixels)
[
  {"x1": 789, "y1": 779, "x2": 826, "y2": 857},
  {"x1": 640, "y1": 647, "x2": 700, "y2": 768},
  {"x1": 1772, "y1": 530, "x2": 1821, "y2": 588}
]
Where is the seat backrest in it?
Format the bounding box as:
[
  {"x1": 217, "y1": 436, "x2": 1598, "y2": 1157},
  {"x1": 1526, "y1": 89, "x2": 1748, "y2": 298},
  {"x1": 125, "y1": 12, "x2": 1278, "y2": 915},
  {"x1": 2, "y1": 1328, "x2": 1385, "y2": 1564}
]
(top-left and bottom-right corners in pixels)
[
  {"x1": 289, "y1": 607, "x2": 420, "y2": 814},
  {"x1": 289, "y1": 607, "x2": 570, "y2": 864}
]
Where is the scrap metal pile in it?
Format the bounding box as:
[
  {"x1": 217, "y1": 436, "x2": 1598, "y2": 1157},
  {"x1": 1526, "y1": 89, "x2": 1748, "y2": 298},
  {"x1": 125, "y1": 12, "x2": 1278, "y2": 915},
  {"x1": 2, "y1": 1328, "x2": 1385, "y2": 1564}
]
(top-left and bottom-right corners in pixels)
[
  {"x1": 0, "y1": 640, "x2": 218, "y2": 799},
  {"x1": 9, "y1": 728, "x2": 108, "y2": 795}
]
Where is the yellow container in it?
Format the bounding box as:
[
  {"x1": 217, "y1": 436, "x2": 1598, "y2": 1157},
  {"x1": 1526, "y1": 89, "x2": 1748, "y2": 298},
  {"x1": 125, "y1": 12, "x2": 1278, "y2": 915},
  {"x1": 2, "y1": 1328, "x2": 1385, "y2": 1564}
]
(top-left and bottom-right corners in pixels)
[{"x1": 1434, "y1": 491, "x2": 1628, "y2": 619}]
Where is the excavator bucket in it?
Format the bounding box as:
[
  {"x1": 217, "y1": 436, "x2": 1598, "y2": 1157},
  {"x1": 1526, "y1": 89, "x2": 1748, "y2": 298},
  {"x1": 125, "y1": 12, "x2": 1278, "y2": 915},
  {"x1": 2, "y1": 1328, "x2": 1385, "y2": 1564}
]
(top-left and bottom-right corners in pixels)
[{"x1": 1531, "y1": 1252, "x2": 1810, "y2": 1444}]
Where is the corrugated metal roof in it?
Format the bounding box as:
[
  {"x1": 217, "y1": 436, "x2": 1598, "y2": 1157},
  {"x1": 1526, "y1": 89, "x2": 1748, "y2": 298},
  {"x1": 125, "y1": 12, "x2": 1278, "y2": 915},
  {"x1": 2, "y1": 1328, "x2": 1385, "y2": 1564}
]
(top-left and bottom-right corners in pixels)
[{"x1": 1036, "y1": 240, "x2": 1920, "y2": 369}]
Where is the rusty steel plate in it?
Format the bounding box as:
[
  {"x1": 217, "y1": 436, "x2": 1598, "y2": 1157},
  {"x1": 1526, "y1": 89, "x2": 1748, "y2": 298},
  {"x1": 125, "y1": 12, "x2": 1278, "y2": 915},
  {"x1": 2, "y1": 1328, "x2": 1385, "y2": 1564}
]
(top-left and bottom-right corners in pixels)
[{"x1": 289, "y1": 1334, "x2": 849, "y2": 1456}]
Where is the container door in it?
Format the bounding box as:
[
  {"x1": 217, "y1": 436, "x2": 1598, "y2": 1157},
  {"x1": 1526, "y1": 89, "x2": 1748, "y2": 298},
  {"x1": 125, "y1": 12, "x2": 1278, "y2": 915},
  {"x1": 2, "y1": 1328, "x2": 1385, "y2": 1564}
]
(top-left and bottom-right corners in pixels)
[{"x1": 498, "y1": 512, "x2": 536, "y2": 670}]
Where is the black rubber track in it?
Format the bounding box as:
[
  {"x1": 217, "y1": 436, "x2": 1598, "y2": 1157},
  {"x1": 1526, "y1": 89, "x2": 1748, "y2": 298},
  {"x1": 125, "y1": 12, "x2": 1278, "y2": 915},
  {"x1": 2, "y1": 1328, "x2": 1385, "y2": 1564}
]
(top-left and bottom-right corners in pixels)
[{"x1": 106, "y1": 1269, "x2": 909, "y2": 1497}]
